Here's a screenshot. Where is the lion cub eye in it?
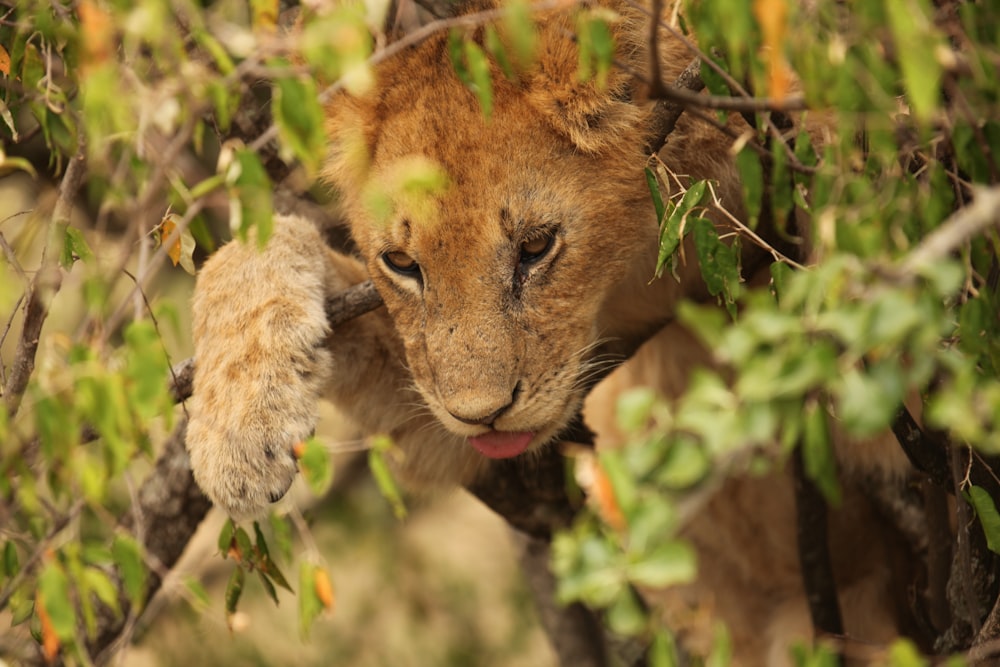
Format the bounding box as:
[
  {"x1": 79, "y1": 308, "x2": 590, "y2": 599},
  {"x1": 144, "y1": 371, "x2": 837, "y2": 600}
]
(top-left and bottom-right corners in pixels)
[
  {"x1": 382, "y1": 251, "x2": 421, "y2": 277},
  {"x1": 519, "y1": 233, "x2": 555, "y2": 265}
]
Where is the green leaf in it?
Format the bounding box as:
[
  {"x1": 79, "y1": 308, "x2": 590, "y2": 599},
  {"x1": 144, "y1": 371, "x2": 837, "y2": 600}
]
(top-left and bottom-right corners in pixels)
[
  {"x1": 225, "y1": 566, "x2": 245, "y2": 616},
  {"x1": 735, "y1": 146, "x2": 764, "y2": 228},
  {"x1": 369, "y1": 435, "x2": 407, "y2": 519},
  {"x1": 268, "y1": 513, "x2": 294, "y2": 562},
  {"x1": 658, "y1": 439, "x2": 709, "y2": 489},
  {"x1": 218, "y1": 519, "x2": 235, "y2": 556},
  {"x1": 692, "y1": 218, "x2": 741, "y2": 316},
  {"x1": 227, "y1": 149, "x2": 273, "y2": 246},
  {"x1": 967, "y1": 485, "x2": 1000, "y2": 555},
  {"x1": 648, "y1": 629, "x2": 680, "y2": 667},
  {"x1": 645, "y1": 167, "x2": 666, "y2": 222},
  {"x1": 252, "y1": 522, "x2": 270, "y2": 558},
  {"x1": 60, "y1": 226, "x2": 93, "y2": 268},
  {"x1": 38, "y1": 560, "x2": 76, "y2": 641},
  {"x1": 298, "y1": 562, "x2": 324, "y2": 638},
  {"x1": 298, "y1": 437, "x2": 333, "y2": 496},
  {"x1": 254, "y1": 522, "x2": 292, "y2": 592},
  {"x1": 655, "y1": 180, "x2": 707, "y2": 279},
  {"x1": 464, "y1": 41, "x2": 493, "y2": 117},
  {"x1": 234, "y1": 526, "x2": 253, "y2": 563},
  {"x1": 616, "y1": 387, "x2": 657, "y2": 433},
  {"x1": 3, "y1": 540, "x2": 18, "y2": 578},
  {"x1": 769, "y1": 261, "x2": 793, "y2": 302},
  {"x1": 501, "y1": 0, "x2": 536, "y2": 68},
  {"x1": 801, "y1": 402, "x2": 840, "y2": 505},
  {"x1": 273, "y1": 73, "x2": 327, "y2": 176},
  {"x1": 484, "y1": 26, "x2": 514, "y2": 79},
  {"x1": 606, "y1": 586, "x2": 647, "y2": 636},
  {"x1": 886, "y1": 638, "x2": 930, "y2": 667},
  {"x1": 83, "y1": 567, "x2": 121, "y2": 619},
  {"x1": 112, "y1": 535, "x2": 147, "y2": 610},
  {"x1": 885, "y1": 0, "x2": 941, "y2": 121},
  {"x1": 184, "y1": 577, "x2": 211, "y2": 611},
  {"x1": 626, "y1": 541, "x2": 697, "y2": 588},
  {"x1": 124, "y1": 320, "x2": 170, "y2": 420},
  {"x1": 257, "y1": 569, "x2": 279, "y2": 605},
  {"x1": 577, "y1": 10, "x2": 615, "y2": 88}
]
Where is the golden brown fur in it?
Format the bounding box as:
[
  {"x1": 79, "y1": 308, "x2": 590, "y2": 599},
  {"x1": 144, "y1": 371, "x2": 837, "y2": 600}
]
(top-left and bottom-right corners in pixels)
[{"x1": 187, "y1": 2, "x2": 914, "y2": 663}]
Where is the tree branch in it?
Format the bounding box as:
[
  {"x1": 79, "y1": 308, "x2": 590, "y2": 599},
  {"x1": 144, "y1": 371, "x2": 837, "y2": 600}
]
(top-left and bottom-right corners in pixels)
[
  {"x1": 897, "y1": 185, "x2": 1000, "y2": 279},
  {"x1": 792, "y1": 449, "x2": 845, "y2": 650},
  {"x1": 2, "y1": 142, "x2": 85, "y2": 418}
]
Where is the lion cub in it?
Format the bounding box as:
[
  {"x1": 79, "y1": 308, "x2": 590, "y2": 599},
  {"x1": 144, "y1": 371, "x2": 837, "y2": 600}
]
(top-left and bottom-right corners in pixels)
[{"x1": 187, "y1": 0, "x2": 914, "y2": 663}]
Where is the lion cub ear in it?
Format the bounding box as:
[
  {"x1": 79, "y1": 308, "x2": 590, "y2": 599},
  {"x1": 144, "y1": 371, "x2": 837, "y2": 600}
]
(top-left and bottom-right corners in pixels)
[{"x1": 524, "y1": 5, "x2": 646, "y2": 154}]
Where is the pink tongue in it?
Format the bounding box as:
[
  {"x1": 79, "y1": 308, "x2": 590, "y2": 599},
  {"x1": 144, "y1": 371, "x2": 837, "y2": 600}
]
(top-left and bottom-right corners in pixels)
[{"x1": 468, "y1": 431, "x2": 535, "y2": 459}]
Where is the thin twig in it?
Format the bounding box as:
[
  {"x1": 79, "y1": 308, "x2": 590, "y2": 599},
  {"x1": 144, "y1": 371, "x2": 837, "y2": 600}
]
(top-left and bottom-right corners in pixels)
[
  {"x1": 706, "y1": 180, "x2": 807, "y2": 269},
  {"x1": 2, "y1": 141, "x2": 86, "y2": 417}
]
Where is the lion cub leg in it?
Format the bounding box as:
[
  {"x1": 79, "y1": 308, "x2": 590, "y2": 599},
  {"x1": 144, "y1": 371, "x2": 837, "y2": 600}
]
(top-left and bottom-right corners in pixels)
[{"x1": 187, "y1": 214, "x2": 358, "y2": 519}]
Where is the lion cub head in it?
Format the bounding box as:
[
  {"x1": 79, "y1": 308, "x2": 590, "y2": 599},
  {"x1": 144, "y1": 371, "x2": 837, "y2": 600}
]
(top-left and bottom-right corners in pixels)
[{"x1": 322, "y1": 3, "x2": 667, "y2": 459}]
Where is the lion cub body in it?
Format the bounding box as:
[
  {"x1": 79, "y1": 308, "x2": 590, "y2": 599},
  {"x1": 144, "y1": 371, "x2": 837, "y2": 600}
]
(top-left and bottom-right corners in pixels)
[{"x1": 188, "y1": 2, "x2": 913, "y2": 663}]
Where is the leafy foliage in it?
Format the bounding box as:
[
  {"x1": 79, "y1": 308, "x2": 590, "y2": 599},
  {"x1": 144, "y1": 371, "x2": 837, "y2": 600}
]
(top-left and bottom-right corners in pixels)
[
  {"x1": 0, "y1": 0, "x2": 373, "y2": 661},
  {"x1": 551, "y1": 0, "x2": 1000, "y2": 663}
]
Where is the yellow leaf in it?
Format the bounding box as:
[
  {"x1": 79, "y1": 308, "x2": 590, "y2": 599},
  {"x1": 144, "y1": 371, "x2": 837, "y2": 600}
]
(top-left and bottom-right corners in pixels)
[
  {"x1": 35, "y1": 594, "x2": 60, "y2": 661},
  {"x1": 251, "y1": 0, "x2": 278, "y2": 33},
  {"x1": 159, "y1": 215, "x2": 182, "y2": 266},
  {"x1": 0, "y1": 44, "x2": 11, "y2": 77},
  {"x1": 753, "y1": 0, "x2": 794, "y2": 100},
  {"x1": 313, "y1": 566, "x2": 335, "y2": 612},
  {"x1": 78, "y1": 0, "x2": 114, "y2": 74}
]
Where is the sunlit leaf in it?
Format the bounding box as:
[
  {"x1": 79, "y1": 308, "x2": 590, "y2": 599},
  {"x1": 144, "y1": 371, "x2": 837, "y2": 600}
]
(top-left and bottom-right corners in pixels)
[
  {"x1": 273, "y1": 72, "x2": 326, "y2": 176},
  {"x1": 38, "y1": 559, "x2": 75, "y2": 645},
  {"x1": 157, "y1": 213, "x2": 197, "y2": 275},
  {"x1": 298, "y1": 437, "x2": 333, "y2": 496},
  {"x1": 885, "y1": 0, "x2": 941, "y2": 121},
  {"x1": 227, "y1": 148, "x2": 273, "y2": 246},
  {"x1": 369, "y1": 435, "x2": 407, "y2": 519},
  {"x1": 626, "y1": 541, "x2": 697, "y2": 588},
  {"x1": 464, "y1": 41, "x2": 493, "y2": 117}
]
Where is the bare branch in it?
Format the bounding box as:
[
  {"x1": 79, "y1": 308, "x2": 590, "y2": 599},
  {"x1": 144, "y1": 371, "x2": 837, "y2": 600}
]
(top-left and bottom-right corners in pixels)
[
  {"x1": 792, "y1": 446, "x2": 844, "y2": 649},
  {"x1": 898, "y1": 185, "x2": 1000, "y2": 278},
  {"x1": 2, "y1": 142, "x2": 86, "y2": 418},
  {"x1": 646, "y1": 58, "x2": 704, "y2": 154}
]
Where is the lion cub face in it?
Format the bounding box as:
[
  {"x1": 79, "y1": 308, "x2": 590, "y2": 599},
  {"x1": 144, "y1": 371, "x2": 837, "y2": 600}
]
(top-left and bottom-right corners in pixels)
[{"x1": 324, "y1": 24, "x2": 656, "y2": 458}]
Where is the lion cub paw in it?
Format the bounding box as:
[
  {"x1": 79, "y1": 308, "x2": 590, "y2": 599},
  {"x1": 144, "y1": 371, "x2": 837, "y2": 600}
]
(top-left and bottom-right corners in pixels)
[{"x1": 186, "y1": 216, "x2": 336, "y2": 519}]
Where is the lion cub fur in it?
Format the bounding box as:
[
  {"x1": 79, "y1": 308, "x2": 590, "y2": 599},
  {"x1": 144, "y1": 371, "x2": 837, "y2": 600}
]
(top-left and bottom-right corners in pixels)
[{"x1": 187, "y1": 1, "x2": 915, "y2": 663}]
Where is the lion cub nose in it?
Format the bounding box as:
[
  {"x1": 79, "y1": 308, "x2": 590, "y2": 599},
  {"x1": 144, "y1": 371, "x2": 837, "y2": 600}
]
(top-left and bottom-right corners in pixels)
[
  {"x1": 446, "y1": 383, "x2": 521, "y2": 426},
  {"x1": 449, "y1": 403, "x2": 510, "y2": 426}
]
